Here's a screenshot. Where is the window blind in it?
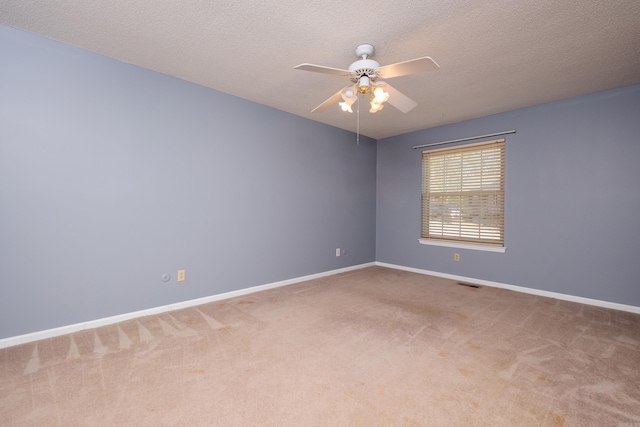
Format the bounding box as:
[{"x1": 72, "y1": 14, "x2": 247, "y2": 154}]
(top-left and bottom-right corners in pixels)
[{"x1": 421, "y1": 139, "x2": 505, "y2": 246}]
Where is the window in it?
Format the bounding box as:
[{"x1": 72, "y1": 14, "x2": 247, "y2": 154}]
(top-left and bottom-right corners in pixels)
[{"x1": 421, "y1": 139, "x2": 505, "y2": 249}]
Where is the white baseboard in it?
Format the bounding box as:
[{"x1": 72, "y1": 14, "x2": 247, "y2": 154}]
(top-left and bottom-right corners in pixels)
[
  {"x1": 376, "y1": 262, "x2": 640, "y2": 315},
  {"x1": 4, "y1": 261, "x2": 636, "y2": 350},
  {"x1": 0, "y1": 262, "x2": 375, "y2": 350}
]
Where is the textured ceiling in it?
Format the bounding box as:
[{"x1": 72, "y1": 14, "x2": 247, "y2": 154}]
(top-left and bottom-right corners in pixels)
[{"x1": 1, "y1": 1, "x2": 639, "y2": 139}]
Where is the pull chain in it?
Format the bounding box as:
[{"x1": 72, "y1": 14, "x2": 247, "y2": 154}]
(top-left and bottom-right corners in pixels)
[{"x1": 356, "y1": 93, "x2": 360, "y2": 145}]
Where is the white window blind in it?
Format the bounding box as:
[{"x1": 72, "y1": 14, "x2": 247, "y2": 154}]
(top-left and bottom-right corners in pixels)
[{"x1": 421, "y1": 139, "x2": 505, "y2": 246}]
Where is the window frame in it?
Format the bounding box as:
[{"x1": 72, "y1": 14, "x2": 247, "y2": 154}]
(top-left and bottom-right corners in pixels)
[{"x1": 419, "y1": 138, "x2": 506, "y2": 252}]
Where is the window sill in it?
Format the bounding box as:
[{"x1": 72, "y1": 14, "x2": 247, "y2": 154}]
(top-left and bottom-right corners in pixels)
[{"x1": 418, "y1": 239, "x2": 506, "y2": 253}]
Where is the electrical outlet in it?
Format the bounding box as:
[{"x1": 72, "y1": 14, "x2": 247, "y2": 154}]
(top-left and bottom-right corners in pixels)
[
  {"x1": 336, "y1": 248, "x2": 341, "y2": 257},
  {"x1": 177, "y1": 269, "x2": 186, "y2": 282},
  {"x1": 454, "y1": 253, "x2": 460, "y2": 262}
]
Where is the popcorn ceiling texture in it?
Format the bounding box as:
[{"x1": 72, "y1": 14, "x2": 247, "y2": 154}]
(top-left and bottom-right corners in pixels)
[
  {"x1": 1, "y1": 0, "x2": 639, "y2": 138},
  {"x1": 1, "y1": 267, "x2": 639, "y2": 425}
]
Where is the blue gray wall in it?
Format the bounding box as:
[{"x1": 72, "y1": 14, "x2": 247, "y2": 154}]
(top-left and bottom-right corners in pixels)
[
  {"x1": 2, "y1": 24, "x2": 639, "y2": 341},
  {"x1": 376, "y1": 84, "x2": 640, "y2": 307},
  {"x1": 0, "y1": 25, "x2": 377, "y2": 339}
]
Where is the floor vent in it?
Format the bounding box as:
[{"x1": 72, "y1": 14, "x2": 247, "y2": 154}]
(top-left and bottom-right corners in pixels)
[{"x1": 457, "y1": 282, "x2": 480, "y2": 289}]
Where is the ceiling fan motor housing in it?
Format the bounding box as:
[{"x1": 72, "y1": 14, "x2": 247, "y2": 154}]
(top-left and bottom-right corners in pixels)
[
  {"x1": 349, "y1": 59, "x2": 380, "y2": 91},
  {"x1": 350, "y1": 44, "x2": 381, "y2": 90}
]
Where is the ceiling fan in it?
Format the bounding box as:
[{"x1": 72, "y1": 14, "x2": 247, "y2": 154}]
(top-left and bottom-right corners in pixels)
[{"x1": 294, "y1": 44, "x2": 439, "y2": 114}]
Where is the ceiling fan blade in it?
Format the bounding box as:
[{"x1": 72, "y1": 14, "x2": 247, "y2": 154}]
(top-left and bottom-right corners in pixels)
[
  {"x1": 311, "y1": 86, "x2": 354, "y2": 113},
  {"x1": 385, "y1": 83, "x2": 418, "y2": 113},
  {"x1": 294, "y1": 63, "x2": 351, "y2": 76},
  {"x1": 377, "y1": 56, "x2": 439, "y2": 79}
]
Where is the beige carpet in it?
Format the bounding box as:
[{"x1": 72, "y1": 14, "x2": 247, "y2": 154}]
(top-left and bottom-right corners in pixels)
[{"x1": 1, "y1": 266, "x2": 639, "y2": 426}]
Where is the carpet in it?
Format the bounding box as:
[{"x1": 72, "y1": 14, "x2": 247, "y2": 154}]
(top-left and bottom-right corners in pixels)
[{"x1": 1, "y1": 266, "x2": 639, "y2": 426}]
